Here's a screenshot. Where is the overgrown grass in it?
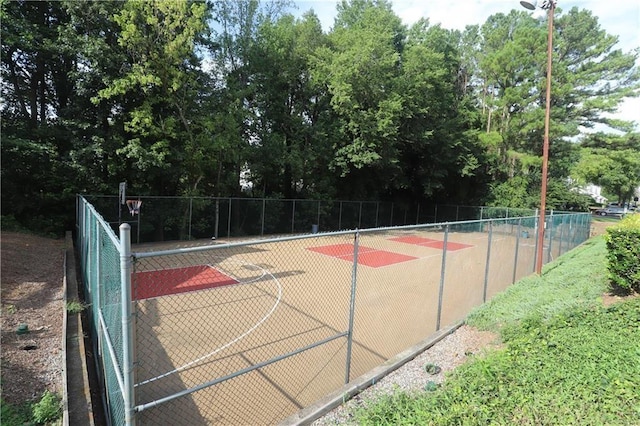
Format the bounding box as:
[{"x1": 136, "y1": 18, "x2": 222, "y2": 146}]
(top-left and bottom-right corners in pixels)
[
  {"x1": 353, "y1": 237, "x2": 640, "y2": 425},
  {"x1": 466, "y1": 237, "x2": 609, "y2": 332},
  {"x1": 1, "y1": 391, "x2": 62, "y2": 426}
]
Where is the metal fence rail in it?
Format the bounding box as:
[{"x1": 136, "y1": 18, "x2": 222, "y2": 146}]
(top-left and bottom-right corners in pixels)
[
  {"x1": 84, "y1": 195, "x2": 537, "y2": 244},
  {"x1": 75, "y1": 196, "x2": 591, "y2": 425}
]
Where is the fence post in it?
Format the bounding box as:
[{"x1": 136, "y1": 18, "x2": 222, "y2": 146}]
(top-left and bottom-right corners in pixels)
[
  {"x1": 416, "y1": 204, "x2": 420, "y2": 225},
  {"x1": 188, "y1": 197, "x2": 193, "y2": 240},
  {"x1": 317, "y1": 201, "x2": 321, "y2": 230},
  {"x1": 292, "y1": 200, "x2": 296, "y2": 234},
  {"x1": 436, "y1": 225, "x2": 449, "y2": 331},
  {"x1": 533, "y1": 209, "x2": 539, "y2": 273},
  {"x1": 227, "y1": 198, "x2": 232, "y2": 238},
  {"x1": 261, "y1": 199, "x2": 266, "y2": 236},
  {"x1": 547, "y1": 210, "x2": 554, "y2": 264},
  {"x1": 434, "y1": 204, "x2": 438, "y2": 223},
  {"x1": 136, "y1": 204, "x2": 141, "y2": 244},
  {"x1": 358, "y1": 201, "x2": 363, "y2": 229},
  {"x1": 557, "y1": 214, "x2": 566, "y2": 257},
  {"x1": 513, "y1": 218, "x2": 522, "y2": 284},
  {"x1": 567, "y1": 214, "x2": 574, "y2": 250},
  {"x1": 214, "y1": 198, "x2": 220, "y2": 239},
  {"x1": 94, "y1": 218, "x2": 104, "y2": 375},
  {"x1": 345, "y1": 230, "x2": 360, "y2": 384},
  {"x1": 390, "y1": 203, "x2": 394, "y2": 226},
  {"x1": 339, "y1": 201, "x2": 343, "y2": 230},
  {"x1": 375, "y1": 202, "x2": 379, "y2": 227},
  {"x1": 483, "y1": 221, "x2": 493, "y2": 303},
  {"x1": 119, "y1": 224, "x2": 136, "y2": 426}
]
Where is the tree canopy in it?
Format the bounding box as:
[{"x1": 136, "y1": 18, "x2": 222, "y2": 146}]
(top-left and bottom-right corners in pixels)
[{"x1": 2, "y1": 0, "x2": 638, "y2": 234}]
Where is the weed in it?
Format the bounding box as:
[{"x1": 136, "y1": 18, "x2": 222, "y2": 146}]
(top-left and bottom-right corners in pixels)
[
  {"x1": 66, "y1": 300, "x2": 87, "y2": 314},
  {"x1": 2, "y1": 304, "x2": 17, "y2": 315},
  {"x1": 32, "y1": 390, "x2": 62, "y2": 424}
]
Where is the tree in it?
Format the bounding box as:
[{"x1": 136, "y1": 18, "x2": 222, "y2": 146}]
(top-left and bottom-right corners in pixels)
[
  {"x1": 247, "y1": 12, "x2": 333, "y2": 199},
  {"x1": 395, "y1": 21, "x2": 484, "y2": 203},
  {"x1": 205, "y1": 0, "x2": 291, "y2": 197},
  {"x1": 92, "y1": 0, "x2": 212, "y2": 196},
  {"x1": 574, "y1": 133, "x2": 640, "y2": 205},
  {"x1": 1, "y1": 1, "x2": 86, "y2": 232},
  {"x1": 461, "y1": 7, "x2": 639, "y2": 209},
  {"x1": 311, "y1": 0, "x2": 407, "y2": 199}
]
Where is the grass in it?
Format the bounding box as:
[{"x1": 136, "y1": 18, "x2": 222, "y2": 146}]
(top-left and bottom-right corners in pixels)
[
  {"x1": 1, "y1": 390, "x2": 62, "y2": 426},
  {"x1": 352, "y1": 236, "x2": 640, "y2": 425}
]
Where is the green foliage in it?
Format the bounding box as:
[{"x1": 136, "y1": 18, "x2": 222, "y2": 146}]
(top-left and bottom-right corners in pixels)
[
  {"x1": 354, "y1": 240, "x2": 640, "y2": 425},
  {"x1": 2, "y1": 304, "x2": 18, "y2": 315},
  {"x1": 1, "y1": 398, "x2": 31, "y2": 426},
  {"x1": 1, "y1": 215, "x2": 29, "y2": 233},
  {"x1": 467, "y1": 237, "x2": 608, "y2": 331},
  {"x1": 1, "y1": 0, "x2": 638, "y2": 234},
  {"x1": 574, "y1": 134, "x2": 640, "y2": 206},
  {"x1": 469, "y1": 6, "x2": 639, "y2": 209},
  {"x1": 605, "y1": 214, "x2": 640, "y2": 293},
  {"x1": 315, "y1": 0, "x2": 405, "y2": 177},
  {"x1": 0, "y1": 391, "x2": 62, "y2": 426},
  {"x1": 66, "y1": 300, "x2": 87, "y2": 314},
  {"x1": 488, "y1": 176, "x2": 535, "y2": 209},
  {"x1": 31, "y1": 390, "x2": 62, "y2": 424}
]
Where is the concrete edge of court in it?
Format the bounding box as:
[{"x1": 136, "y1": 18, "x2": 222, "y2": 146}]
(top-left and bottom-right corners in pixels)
[
  {"x1": 64, "y1": 231, "x2": 96, "y2": 426},
  {"x1": 278, "y1": 321, "x2": 463, "y2": 426}
]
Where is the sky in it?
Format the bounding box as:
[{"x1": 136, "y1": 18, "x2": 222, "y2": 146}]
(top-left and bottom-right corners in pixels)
[{"x1": 292, "y1": 0, "x2": 640, "y2": 129}]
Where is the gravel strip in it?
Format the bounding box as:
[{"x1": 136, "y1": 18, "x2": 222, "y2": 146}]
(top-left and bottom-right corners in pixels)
[{"x1": 311, "y1": 325, "x2": 499, "y2": 425}]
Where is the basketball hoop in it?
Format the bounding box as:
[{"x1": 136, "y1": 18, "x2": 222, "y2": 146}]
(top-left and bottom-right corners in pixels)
[{"x1": 126, "y1": 199, "x2": 142, "y2": 216}]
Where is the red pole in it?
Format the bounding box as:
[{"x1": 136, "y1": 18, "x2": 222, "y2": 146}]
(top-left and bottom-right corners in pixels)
[{"x1": 536, "y1": 3, "x2": 554, "y2": 275}]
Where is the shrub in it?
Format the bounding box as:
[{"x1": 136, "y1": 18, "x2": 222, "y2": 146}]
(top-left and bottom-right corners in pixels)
[
  {"x1": 604, "y1": 213, "x2": 640, "y2": 293},
  {"x1": 31, "y1": 390, "x2": 61, "y2": 424}
]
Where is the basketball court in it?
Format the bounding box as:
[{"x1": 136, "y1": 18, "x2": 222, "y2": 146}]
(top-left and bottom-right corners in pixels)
[{"x1": 130, "y1": 228, "x2": 534, "y2": 424}]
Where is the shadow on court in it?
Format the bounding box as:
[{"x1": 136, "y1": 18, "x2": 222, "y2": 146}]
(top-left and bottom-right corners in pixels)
[{"x1": 134, "y1": 297, "x2": 207, "y2": 425}]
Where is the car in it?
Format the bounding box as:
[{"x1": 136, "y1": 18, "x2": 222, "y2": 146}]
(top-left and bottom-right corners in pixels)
[{"x1": 594, "y1": 206, "x2": 628, "y2": 217}]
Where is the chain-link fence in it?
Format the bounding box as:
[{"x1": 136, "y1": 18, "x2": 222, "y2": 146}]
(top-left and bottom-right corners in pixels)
[
  {"x1": 76, "y1": 197, "x2": 134, "y2": 425},
  {"x1": 76, "y1": 196, "x2": 590, "y2": 425},
  {"x1": 84, "y1": 195, "x2": 537, "y2": 244}
]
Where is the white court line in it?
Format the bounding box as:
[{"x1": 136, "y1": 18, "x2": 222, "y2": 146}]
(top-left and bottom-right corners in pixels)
[{"x1": 135, "y1": 261, "x2": 282, "y2": 387}]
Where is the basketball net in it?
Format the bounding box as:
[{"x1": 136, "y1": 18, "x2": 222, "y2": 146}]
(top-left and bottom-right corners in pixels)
[{"x1": 126, "y1": 199, "x2": 142, "y2": 216}]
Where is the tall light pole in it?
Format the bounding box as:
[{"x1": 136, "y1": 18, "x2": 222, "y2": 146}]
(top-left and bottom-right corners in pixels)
[{"x1": 520, "y1": 0, "x2": 555, "y2": 275}]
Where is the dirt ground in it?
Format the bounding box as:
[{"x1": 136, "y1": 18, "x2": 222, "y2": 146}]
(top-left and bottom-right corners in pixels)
[
  {"x1": 1, "y1": 232, "x2": 65, "y2": 408},
  {"x1": 590, "y1": 219, "x2": 615, "y2": 237}
]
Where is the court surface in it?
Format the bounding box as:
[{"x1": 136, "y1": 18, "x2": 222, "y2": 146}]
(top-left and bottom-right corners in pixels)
[{"x1": 131, "y1": 228, "x2": 535, "y2": 424}]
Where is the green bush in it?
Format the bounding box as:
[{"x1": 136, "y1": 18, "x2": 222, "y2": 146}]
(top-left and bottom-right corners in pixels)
[
  {"x1": 31, "y1": 390, "x2": 61, "y2": 424},
  {"x1": 604, "y1": 214, "x2": 640, "y2": 293}
]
